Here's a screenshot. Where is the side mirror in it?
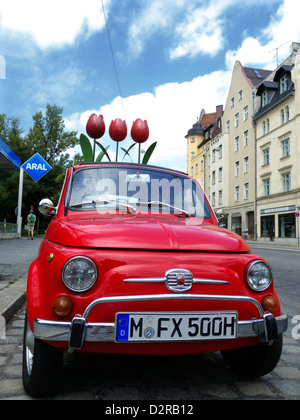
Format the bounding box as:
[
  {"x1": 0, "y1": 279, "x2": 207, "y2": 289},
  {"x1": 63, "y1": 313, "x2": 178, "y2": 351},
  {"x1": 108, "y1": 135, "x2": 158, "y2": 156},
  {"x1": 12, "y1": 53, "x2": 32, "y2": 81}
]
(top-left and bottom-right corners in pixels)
[
  {"x1": 38, "y1": 199, "x2": 56, "y2": 217},
  {"x1": 215, "y1": 209, "x2": 225, "y2": 225}
]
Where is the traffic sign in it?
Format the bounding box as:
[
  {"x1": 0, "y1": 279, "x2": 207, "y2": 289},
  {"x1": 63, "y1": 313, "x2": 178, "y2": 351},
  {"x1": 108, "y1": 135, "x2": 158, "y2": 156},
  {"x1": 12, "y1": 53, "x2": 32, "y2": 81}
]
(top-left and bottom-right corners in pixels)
[
  {"x1": 296, "y1": 212, "x2": 300, "y2": 217},
  {"x1": 22, "y1": 153, "x2": 52, "y2": 182}
]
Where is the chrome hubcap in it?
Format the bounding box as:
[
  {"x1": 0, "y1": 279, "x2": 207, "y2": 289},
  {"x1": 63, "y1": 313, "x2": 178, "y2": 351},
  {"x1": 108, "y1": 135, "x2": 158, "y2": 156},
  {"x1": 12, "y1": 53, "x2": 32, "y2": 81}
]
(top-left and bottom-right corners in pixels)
[{"x1": 25, "y1": 319, "x2": 35, "y2": 375}]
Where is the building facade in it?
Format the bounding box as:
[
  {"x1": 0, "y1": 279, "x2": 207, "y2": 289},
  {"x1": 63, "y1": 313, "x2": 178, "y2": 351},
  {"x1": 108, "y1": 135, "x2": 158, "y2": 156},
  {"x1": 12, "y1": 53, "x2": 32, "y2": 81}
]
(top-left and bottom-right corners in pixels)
[
  {"x1": 186, "y1": 118, "x2": 204, "y2": 187},
  {"x1": 207, "y1": 122, "x2": 229, "y2": 227},
  {"x1": 254, "y1": 44, "x2": 300, "y2": 243},
  {"x1": 186, "y1": 107, "x2": 223, "y2": 190},
  {"x1": 222, "y1": 62, "x2": 272, "y2": 238},
  {"x1": 186, "y1": 42, "x2": 300, "y2": 243}
]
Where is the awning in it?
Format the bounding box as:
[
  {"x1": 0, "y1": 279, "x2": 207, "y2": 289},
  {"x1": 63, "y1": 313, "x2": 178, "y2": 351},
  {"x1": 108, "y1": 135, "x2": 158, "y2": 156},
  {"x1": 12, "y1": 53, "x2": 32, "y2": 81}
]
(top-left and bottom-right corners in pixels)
[{"x1": 0, "y1": 137, "x2": 21, "y2": 170}]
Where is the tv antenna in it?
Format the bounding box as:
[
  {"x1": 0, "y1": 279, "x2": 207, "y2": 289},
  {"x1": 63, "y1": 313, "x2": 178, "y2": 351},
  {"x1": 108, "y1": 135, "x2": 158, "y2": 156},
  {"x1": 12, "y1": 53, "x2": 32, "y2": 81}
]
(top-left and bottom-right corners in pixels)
[{"x1": 269, "y1": 42, "x2": 289, "y2": 67}]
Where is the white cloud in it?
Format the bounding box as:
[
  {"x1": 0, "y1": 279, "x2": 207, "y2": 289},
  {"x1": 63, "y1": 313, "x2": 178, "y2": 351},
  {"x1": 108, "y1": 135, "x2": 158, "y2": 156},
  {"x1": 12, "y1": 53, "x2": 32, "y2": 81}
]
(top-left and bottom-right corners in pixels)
[
  {"x1": 125, "y1": 0, "x2": 283, "y2": 61},
  {"x1": 225, "y1": 0, "x2": 300, "y2": 69},
  {"x1": 125, "y1": 0, "x2": 227, "y2": 60},
  {"x1": 7, "y1": 0, "x2": 295, "y2": 175},
  {"x1": 29, "y1": 67, "x2": 86, "y2": 106},
  {"x1": 66, "y1": 71, "x2": 231, "y2": 171},
  {"x1": 1, "y1": 0, "x2": 112, "y2": 48},
  {"x1": 169, "y1": 0, "x2": 232, "y2": 60},
  {"x1": 267, "y1": 0, "x2": 300, "y2": 44},
  {"x1": 169, "y1": 11, "x2": 224, "y2": 60},
  {"x1": 225, "y1": 38, "x2": 274, "y2": 70},
  {"x1": 126, "y1": 0, "x2": 187, "y2": 58},
  {"x1": 64, "y1": 0, "x2": 295, "y2": 171}
]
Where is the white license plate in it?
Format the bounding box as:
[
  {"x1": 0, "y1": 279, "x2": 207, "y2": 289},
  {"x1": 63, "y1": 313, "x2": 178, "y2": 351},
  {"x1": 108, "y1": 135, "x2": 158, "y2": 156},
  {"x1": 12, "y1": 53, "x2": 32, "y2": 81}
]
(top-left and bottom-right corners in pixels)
[{"x1": 115, "y1": 312, "x2": 238, "y2": 342}]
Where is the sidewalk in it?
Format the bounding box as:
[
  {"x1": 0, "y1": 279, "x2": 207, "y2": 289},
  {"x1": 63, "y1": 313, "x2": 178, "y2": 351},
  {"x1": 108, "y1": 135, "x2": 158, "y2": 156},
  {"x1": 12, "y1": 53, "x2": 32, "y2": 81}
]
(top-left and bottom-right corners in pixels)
[
  {"x1": 0, "y1": 236, "x2": 43, "y2": 322},
  {"x1": 247, "y1": 239, "x2": 300, "y2": 251}
]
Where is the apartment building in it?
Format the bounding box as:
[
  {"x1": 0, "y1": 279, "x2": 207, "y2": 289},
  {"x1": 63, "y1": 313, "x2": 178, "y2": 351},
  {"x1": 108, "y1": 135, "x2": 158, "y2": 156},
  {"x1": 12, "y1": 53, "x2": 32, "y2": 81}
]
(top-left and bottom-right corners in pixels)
[
  {"x1": 186, "y1": 118, "x2": 205, "y2": 187},
  {"x1": 253, "y1": 43, "x2": 300, "y2": 243},
  {"x1": 222, "y1": 61, "x2": 272, "y2": 238},
  {"x1": 207, "y1": 120, "x2": 229, "y2": 227},
  {"x1": 186, "y1": 43, "x2": 300, "y2": 243},
  {"x1": 186, "y1": 106, "x2": 222, "y2": 190}
]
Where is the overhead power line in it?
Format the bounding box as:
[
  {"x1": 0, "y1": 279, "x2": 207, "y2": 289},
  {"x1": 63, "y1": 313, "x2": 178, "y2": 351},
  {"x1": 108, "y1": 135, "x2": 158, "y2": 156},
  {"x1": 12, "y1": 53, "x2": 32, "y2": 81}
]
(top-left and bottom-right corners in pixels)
[{"x1": 101, "y1": 0, "x2": 127, "y2": 121}]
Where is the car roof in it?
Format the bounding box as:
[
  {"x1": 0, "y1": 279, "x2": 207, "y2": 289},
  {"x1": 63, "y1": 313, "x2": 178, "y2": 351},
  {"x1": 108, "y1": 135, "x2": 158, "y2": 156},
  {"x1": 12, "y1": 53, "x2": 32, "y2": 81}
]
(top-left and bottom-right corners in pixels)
[{"x1": 74, "y1": 162, "x2": 188, "y2": 177}]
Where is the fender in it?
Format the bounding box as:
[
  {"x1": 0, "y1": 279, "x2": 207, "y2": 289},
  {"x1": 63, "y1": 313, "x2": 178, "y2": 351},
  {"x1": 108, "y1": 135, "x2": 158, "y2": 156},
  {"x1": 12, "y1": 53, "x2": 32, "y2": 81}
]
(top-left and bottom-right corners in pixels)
[{"x1": 26, "y1": 259, "x2": 47, "y2": 332}]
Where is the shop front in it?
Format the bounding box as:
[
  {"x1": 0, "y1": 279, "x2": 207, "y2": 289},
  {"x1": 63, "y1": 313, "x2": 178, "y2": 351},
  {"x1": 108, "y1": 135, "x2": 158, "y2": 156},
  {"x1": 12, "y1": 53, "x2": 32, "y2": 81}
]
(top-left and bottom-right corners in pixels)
[
  {"x1": 259, "y1": 205, "x2": 298, "y2": 243},
  {"x1": 279, "y1": 212, "x2": 296, "y2": 238},
  {"x1": 231, "y1": 215, "x2": 242, "y2": 236},
  {"x1": 261, "y1": 214, "x2": 275, "y2": 240}
]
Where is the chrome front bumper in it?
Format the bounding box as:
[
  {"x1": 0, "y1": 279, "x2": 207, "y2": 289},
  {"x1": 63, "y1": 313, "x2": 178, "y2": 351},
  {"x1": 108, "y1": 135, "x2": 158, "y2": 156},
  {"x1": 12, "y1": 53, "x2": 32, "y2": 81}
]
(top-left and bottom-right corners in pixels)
[{"x1": 33, "y1": 294, "x2": 288, "y2": 351}]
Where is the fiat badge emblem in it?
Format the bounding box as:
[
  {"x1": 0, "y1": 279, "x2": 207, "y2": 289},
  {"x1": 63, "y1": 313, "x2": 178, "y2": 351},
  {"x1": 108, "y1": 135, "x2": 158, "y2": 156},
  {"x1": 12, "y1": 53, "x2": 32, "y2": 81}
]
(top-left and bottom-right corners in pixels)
[
  {"x1": 165, "y1": 269, "x2": 193, "y2": 293},
  {"x1": 177, "y1": 274, "x2": 185, "y2": 286}
]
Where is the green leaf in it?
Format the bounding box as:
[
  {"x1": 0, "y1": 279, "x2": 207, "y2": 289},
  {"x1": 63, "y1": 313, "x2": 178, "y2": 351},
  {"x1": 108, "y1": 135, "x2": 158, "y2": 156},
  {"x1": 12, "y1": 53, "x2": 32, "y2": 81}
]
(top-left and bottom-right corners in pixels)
[
  {"x1": 121, "y1": 143, "x2": 136, "y2": 162},
  {"x1": 95, "y1": 141, "x2": 111, "y2": 162},
  {"x1": 96, "y1": 145, "x2": 110, "y2": 162},
  {"x1": 142, "y1": 142, "x2": 157, "y2": 164},
  {"x1": 80, "y1": 134, "x2": 93, "y2": 162}
]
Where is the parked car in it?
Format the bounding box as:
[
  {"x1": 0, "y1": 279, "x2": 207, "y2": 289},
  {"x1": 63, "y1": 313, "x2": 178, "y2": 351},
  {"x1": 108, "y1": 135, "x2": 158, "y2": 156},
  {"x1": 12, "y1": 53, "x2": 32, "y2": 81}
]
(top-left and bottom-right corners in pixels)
[{"x1": 22, "y1": 163, "x2": 287, "y2": 397}]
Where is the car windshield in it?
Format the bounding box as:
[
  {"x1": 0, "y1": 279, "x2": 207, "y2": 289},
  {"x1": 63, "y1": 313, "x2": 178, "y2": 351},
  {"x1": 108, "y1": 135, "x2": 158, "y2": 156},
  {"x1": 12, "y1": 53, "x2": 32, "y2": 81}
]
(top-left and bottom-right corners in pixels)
[{"x1": 67, "y1": 166, "x2": 211, "y2": 219}]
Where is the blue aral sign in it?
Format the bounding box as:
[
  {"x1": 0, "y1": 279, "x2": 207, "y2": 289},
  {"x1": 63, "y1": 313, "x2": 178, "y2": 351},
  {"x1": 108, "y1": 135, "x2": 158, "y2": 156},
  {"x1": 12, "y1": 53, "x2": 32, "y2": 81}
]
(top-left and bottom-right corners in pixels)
[{"x1": 22, "y1": 153, "x2": 52, "y2": 182}]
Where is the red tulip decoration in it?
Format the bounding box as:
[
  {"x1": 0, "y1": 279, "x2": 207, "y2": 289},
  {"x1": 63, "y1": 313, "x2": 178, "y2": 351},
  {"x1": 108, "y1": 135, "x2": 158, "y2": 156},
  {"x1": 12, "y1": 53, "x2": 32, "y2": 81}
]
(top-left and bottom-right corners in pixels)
[
  {"x1": 80, "y1": 114, "x2": 156, "y2": 164},
  {"x1": 131, "y1": 119, "x2": 150, "y2": 144},
  {"x1": 86, "y1": 114, "x2": 105, "y2": 139},
  {"x1": 131, "y1": 119, "x2": 153, "y2": 164},
  {"x1": 109, "y1": 119, "x2": 127, "y2": 162},
  {"x1": 83, "y1": 114, "x2": 106, "y2": 161}
]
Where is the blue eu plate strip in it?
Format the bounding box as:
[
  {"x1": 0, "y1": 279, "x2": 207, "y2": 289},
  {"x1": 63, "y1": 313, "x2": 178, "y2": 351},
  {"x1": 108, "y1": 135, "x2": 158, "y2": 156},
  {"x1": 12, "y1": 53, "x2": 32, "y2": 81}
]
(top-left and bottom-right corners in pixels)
[{"x1": 116, "y1": 314, "x2": 130, "y2": 341}]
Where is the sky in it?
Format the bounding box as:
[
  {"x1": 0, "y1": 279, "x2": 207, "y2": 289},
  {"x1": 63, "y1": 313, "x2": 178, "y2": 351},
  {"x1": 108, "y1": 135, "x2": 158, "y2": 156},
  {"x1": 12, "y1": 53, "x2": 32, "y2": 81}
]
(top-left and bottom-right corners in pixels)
[{"x1": 1, "y1": 0, "x2": 300, "y2": 171}]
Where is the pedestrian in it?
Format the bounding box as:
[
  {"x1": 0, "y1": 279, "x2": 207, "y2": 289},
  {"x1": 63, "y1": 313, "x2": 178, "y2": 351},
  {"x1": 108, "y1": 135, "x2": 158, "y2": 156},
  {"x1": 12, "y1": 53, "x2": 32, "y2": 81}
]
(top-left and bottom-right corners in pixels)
[{"x1": 27, "y1": 209, "x2": 36, "y2": 240}]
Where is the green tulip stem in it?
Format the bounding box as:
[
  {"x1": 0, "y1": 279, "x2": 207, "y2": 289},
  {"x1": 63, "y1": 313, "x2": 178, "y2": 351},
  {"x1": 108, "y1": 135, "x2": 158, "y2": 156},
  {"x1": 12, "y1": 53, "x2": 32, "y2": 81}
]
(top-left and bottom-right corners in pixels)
[
  {"x1": 138, "y1": 143, "x2": 141, "y2": 164},
  {"x1": 93, "y1": 139, "x2": 96, "y2": 162},
  {"x1": 116, "y1": 142, "x2": 119, "y2": 162}
]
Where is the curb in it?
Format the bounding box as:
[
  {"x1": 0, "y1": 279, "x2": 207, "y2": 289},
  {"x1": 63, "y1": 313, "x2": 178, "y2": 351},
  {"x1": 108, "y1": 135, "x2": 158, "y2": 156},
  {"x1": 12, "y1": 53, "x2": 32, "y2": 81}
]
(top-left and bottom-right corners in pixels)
[
  {"x1": 2, "y1": 293, "x2": 26, "y2": 323},
  {"x1": 0, "y1": 275, "x2": 27, "y2": 323}
]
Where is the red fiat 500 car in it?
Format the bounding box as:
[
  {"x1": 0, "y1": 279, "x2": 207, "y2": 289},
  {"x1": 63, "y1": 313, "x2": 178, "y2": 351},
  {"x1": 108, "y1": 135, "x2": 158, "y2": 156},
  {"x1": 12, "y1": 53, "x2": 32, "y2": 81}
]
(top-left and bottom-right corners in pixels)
[{"x1": 22, "y1": 163, "x2": 287, "y2": 397}]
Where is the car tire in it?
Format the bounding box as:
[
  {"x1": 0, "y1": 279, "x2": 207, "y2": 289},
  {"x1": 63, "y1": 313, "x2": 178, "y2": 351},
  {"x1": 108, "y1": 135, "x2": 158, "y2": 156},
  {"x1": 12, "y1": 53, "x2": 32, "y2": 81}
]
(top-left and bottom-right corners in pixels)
[
  {"x1": 22, "y1": 313, "x2": 63, "y2": 397},
  {"x1": 221, "y1": 335, "x2": 283, "y2": 378}
]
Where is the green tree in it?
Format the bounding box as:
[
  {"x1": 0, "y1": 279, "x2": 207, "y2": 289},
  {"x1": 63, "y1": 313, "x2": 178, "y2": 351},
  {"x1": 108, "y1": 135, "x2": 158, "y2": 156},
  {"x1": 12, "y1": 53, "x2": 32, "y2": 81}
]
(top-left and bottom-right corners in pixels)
[
  {"x1": 24, "y1": 104, "x2": 78, "y2": 208},
  {"x1": 0, "y1": 114, "x2": 26, "y2": 223},
  {"x1": 0, "y1": 105, "x2": 78, "y2": 231},
  {"x1": 25, "y1": 104, "x2": 78, "y2": 163}
]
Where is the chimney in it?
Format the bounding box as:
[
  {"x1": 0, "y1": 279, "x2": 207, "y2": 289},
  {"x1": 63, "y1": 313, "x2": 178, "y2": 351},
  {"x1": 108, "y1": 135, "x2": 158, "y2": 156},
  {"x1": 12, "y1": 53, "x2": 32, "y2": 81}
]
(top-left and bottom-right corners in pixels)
[
  {"x1": 291, "y1": 42, "x2": 300, "y2": 65},
  {"x1": 216, "y1": 105, "x2": 223, "y2": 119}
]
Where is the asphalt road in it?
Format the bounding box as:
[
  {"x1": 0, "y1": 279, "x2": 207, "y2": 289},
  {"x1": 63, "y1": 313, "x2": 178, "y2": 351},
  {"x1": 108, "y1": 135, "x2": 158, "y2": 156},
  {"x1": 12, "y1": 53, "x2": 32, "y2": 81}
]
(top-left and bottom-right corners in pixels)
[{"x1": 1, "y1": 242, "x2": 299, "y2": 400}]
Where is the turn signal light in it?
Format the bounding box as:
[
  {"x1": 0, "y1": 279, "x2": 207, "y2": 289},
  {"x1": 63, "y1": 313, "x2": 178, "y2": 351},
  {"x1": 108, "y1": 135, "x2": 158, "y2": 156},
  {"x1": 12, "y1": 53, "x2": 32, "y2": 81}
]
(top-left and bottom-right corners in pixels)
[
  {"x1": 47, "y1": 253, "x2": 55, "y2": 263},
  {"x1": 262, "y1": 295, "x2": 278, "y2": 313},
  {"x1": 53, "y1": 296, "x2": 73, "y2": 318}
]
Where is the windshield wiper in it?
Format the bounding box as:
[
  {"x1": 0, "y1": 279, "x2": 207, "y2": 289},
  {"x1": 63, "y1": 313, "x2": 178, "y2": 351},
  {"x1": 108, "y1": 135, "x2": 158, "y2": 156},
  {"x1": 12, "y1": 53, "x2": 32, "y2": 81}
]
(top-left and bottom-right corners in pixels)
[
  {"x1": 71, "y1": 199, "x2": 190, "y2": 218},
  {"x1": 138, "y1": 201, "x2": 190, "y2": 218},
  {"x1": 71, "y1": 199, "x2": 136, "y2": 214}
]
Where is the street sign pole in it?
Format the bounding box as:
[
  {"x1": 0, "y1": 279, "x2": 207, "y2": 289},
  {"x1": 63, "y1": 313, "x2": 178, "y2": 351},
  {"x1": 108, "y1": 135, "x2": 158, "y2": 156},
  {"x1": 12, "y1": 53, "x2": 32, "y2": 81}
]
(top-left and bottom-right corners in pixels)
[
  {"x1": 296, "y1": 212, "x2": 300, "y2": 246},
  {"x1": 17, "y1": 167, "x2": 24, "y2": 237},
  {"x1": 17, "y1": 154, "x2": 52, "y2": 238}
]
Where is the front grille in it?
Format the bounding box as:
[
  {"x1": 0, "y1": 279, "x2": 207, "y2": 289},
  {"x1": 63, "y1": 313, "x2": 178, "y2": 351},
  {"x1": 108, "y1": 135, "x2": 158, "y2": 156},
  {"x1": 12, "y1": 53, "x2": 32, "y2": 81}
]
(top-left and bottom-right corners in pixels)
[{"x1": 165, "y1": 269, "x2": 193, "y2": 293}]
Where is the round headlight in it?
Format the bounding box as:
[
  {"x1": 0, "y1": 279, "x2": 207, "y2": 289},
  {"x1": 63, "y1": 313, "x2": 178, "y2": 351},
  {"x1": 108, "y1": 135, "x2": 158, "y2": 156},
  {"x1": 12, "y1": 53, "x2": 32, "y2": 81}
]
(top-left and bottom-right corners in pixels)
[
  {"x1": 62, "y1": 256, "x2": 97, "y2": 292},
  {"x1": 245, "y1": 260, "x2": 272, "y2": 292}
]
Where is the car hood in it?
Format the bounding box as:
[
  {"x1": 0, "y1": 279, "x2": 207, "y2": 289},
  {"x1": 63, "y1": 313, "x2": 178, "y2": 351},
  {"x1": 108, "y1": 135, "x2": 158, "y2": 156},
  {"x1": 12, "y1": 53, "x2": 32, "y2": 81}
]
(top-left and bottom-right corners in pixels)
[{"x1": 46, "y1": 214, "x2": 250, "y2": 253}]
